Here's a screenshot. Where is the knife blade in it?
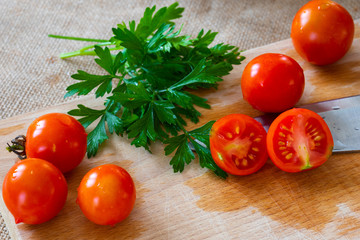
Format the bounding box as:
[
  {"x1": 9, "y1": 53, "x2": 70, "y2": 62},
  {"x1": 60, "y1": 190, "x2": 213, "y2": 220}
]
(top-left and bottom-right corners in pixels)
[{"x1": 254, "y1": 94, "x2": 360, "y2": 153}]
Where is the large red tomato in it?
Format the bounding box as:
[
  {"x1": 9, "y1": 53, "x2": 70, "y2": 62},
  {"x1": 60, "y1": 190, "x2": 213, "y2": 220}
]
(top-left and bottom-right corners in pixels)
[
  {"x1": 267, "y1": 108, "x2": 334, "y2": 172},
  {"x1": 77, "y1": 164, "x2": 136, "y2": 226},
  {"x1": 210, "y1": 114, "x2": 268, "y2": 175},
  {"x1": 26, "y1": 113, "x2": 87, "y2": 173},
  {"x1": 291, "y1": 0, "x2": 354, "y2": 65},
  {"x1": 241, "y1": 53, "x2": 305, "y2": 113},
  {"x1": 2, "y1": 158, "x2": 68, "y2": 224}
]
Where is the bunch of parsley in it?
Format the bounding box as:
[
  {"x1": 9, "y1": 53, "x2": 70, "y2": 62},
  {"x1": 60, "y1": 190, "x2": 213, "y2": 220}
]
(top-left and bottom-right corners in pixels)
[{"x1": 50, "y1": 2, "x2": 244, "y2": 178}]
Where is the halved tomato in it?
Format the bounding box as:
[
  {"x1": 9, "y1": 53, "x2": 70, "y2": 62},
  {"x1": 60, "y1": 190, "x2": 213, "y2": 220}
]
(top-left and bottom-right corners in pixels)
[
  {"x1": 210, "y1": 114, "x2": 268, "y2": 175},
  {"x1": 267, "y1": 108, "x2": 333, "y2": 172}
]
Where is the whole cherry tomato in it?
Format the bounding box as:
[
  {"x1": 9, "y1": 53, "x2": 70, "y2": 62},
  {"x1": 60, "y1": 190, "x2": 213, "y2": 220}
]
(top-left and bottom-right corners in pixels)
[
  {"x1": 291, "y1": 0, "x2": 354, "y2": 65},
  {"x1": 267, "y1": 108, "x2": 333, "y2": 172},
  {"x1": 210, "y1": 114, "x2": 268, "y2": 175},
  {"x1": 26, "y1": 113, "x2": 87, "y2": 173},
  {"x1": 241, "y1": 53, "x2": 305, "y2": 113},
  {"x1": 2, "y1": 158, "x2": 68, "y2": 224},
  {"x1": 77, "y1": 164, "x2": 136, "y2": 226}
]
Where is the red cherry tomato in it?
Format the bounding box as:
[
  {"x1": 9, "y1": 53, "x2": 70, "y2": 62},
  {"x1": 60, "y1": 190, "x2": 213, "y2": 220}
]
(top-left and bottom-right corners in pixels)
[
  {"x1": 2, "y1": 158, "x2": 68, "y2": 224},
  {"x1": 77, "y1": 164, "x2": 136, "y2": 226},
  {"x1": 26, "y1": 113, "x2": 87, "y2": 173},
  {"x1": 291, "y1": 0, "x2": 354, "y2": 65},
  {"x1": 210, "y1": 114, "x2": 268, "y2": 175},
  {"x1": 267, "y1": 108, "x2": 334, "y2": 172},
  {"x1": 241, "y1": 53, "x2": 305, "y2": 113}
]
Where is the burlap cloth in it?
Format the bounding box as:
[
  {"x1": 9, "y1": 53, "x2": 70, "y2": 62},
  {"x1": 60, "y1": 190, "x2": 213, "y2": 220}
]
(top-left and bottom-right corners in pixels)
[{"x1": 0, "y1": 0, "x2": 359, "y2": 239}]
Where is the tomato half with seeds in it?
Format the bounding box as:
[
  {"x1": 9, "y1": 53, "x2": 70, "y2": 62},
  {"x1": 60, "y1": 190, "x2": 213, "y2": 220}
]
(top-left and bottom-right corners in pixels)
[
  {"x1": 210, "y1": 114, "x2": 268, "y2": 175},
  {"x1": 26, "y1": 113, "x2": 87, "y2": 173},
  {"x1": 267, "y1": 108, "x2": 333, "y2": 172}
]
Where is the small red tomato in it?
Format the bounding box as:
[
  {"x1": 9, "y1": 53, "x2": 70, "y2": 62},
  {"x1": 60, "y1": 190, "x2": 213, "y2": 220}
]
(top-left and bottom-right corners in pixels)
[
  {"x1": 77, "y1": 164, "x2": 136, "y2": 226},
  {"x1": 210, "y1": 114, "x2": 268, "y2": 175},
  {"x1": 26, "y1": 113, "x2": 87, "y2": 173},
  {"x1": 291, "y1": 0, "x2": 354, "y2": 65},
  {"x1": 267, "y1": 108, "x2": 334, "y2": 172},
  {"x1": 241, "y1": 53, "x2": 305, "y2": 113},
  {"x1": 2, "y1": 158, "x2": 68, "y2": 224}
]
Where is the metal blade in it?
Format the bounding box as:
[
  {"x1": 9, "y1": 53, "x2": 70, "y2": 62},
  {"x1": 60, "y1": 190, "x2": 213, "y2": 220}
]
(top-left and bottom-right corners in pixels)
[
  {"x1": 189, "y1": 95, "x2": 360, "y2": 153},
  {"x1": 318, "y1": 106, "x2": 360, "y2": 153},
  {"x1": 254, "y1": 94, "x2": 360, "y2": 153},
  {"x1": 255, "y1": 94, "x2": 360, "y2": 132}
]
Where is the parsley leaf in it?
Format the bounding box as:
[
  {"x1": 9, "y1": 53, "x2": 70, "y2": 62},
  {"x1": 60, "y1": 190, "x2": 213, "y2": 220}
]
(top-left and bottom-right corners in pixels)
[{"x1": 51, "y1": 2, "x2": 244, "y2": 178}]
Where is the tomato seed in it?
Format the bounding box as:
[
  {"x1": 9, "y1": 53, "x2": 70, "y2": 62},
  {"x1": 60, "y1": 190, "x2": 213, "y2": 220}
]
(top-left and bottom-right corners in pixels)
[
  {"x1": 285, "y1": 153, "x2": 293, "y2": 160},
  {"x1": 242, "y1": 159, "x2": 248, "y2": 166},
  {"x1": 235, "y1": 126, "x2": 240, "y2": 134},
  {"x1": 281, "y1": 124, "x2": 292, "y2": 132},
  {"x1": 311, "y1": 131, "x2": 319, "y2": 137},
  {"x1": 314, "y1": 136, "x2": 322, "y2": 141},
  {"x1": 282, "y1": 151, "x2": 289, "y2": 156},
  {"x1": 309, "y1": 128, "x2": 317, "y2": 133},
  {"x1": 252, "y1": 147, "x2": 259, "y2": 152},
  {"x1": 253, "y1": 137, "x2": 262, "y2": 142}
]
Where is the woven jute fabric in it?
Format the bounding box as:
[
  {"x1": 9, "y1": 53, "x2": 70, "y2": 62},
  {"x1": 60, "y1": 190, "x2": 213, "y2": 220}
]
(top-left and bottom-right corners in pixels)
[{"x1": 1, "y1": 0, "x2": 359, "y2": 239}]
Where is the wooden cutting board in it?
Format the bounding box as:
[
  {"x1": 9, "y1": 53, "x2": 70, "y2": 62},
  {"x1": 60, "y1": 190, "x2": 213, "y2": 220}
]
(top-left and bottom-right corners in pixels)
[{"x1": 1, "y1": 19, "x2": 359, "y2": 240}]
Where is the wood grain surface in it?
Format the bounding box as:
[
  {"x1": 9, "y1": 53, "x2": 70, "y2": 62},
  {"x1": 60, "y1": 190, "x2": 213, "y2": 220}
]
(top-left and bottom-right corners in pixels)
[{"x1": 0, "y1": 19, "x2": 359, "y2": 240}]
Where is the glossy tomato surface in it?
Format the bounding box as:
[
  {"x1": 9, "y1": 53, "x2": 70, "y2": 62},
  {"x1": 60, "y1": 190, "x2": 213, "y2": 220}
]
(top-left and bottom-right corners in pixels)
[
  {"x1": 26, "y1": 113, "x2": 87, "y2": 173},
  {"x1": 210, "y1": 114, "x2": 268, "y2": 175},
  {"x1": 2, "y1": 158, "x2": 68, "y2": 224},
  {"x1": 291, "y1": 0, "x2": 354, "y2": 65},
  {"x1": 241, "y1": 53, "x2": 305, "y2": 113},
  {"x1": 267, "y1": 108, "x2": 333, "y2": 172},
  {"x1": 77, "y1": 164, "x2": 136, "y2": 226}
]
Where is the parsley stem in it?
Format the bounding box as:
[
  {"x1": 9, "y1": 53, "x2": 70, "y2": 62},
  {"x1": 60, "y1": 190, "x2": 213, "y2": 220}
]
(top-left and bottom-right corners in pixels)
[
  {"x1": 59, "y1": 43, "x2": 123, "y2": 59},
  {"x1": 48, "y1": 34, "x2": 109, "y2": 43}
]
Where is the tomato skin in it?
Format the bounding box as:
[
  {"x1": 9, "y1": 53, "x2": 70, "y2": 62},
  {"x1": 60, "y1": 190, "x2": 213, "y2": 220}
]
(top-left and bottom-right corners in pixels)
[
  {"x1": 26, "y1": 113, "x2": 87, "y2": 173},
  {"x1": 241, "y1": 53, "x2": 305, "y2": 113},
  {"x1": 77, "y1": 164, "x2": 136, "y2": 226},
  {"x1": 291, "y1": 0, "x2": 354, "y2": 65},
  {"x1": 2, "y1": 158, "x2": 68, "y2": 224},
  {"x1": 267, "y1": 108, "x2": 333, "y2": 173},
  {"x1": 210, "y1": 114, "x2": 268, "y2": 176}
]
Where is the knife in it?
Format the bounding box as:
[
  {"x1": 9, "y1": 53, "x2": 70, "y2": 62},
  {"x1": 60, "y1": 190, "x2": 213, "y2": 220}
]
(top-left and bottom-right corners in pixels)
[{"x1": 254, "y1": 95, "x2": 360, "y2": 153}]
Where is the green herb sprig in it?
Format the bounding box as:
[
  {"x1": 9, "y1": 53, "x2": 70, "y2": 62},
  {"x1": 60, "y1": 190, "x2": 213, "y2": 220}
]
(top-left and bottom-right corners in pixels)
[{"x1": 49, "y1": 2, "x2": 245, "y2": 178}]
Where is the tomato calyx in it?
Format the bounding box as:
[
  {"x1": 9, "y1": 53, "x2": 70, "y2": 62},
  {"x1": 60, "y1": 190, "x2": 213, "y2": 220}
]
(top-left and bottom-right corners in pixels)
[{"x1": 6, "y1": 135, "x2": 27, "y2": 160}]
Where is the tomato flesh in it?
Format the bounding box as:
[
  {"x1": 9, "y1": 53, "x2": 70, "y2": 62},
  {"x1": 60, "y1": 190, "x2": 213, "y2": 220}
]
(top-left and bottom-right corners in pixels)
[
  {"x1": 2, "y1": 158, "x2": 68, "y2": 224},
  {"x1": 210, "y1": 114, "x2": 268, "y2": 175},
  {"x1": 267, "y1": 108, "x2": 333, "y2": 172},
  {"x1": 77, "y1": 164, "x2": 136, "y2": 226}
]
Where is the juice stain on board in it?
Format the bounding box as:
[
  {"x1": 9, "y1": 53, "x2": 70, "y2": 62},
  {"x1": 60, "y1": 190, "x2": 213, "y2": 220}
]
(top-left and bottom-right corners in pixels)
[{"x1": 185, "y1": 153, "x2": 360, "y2": 233}]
